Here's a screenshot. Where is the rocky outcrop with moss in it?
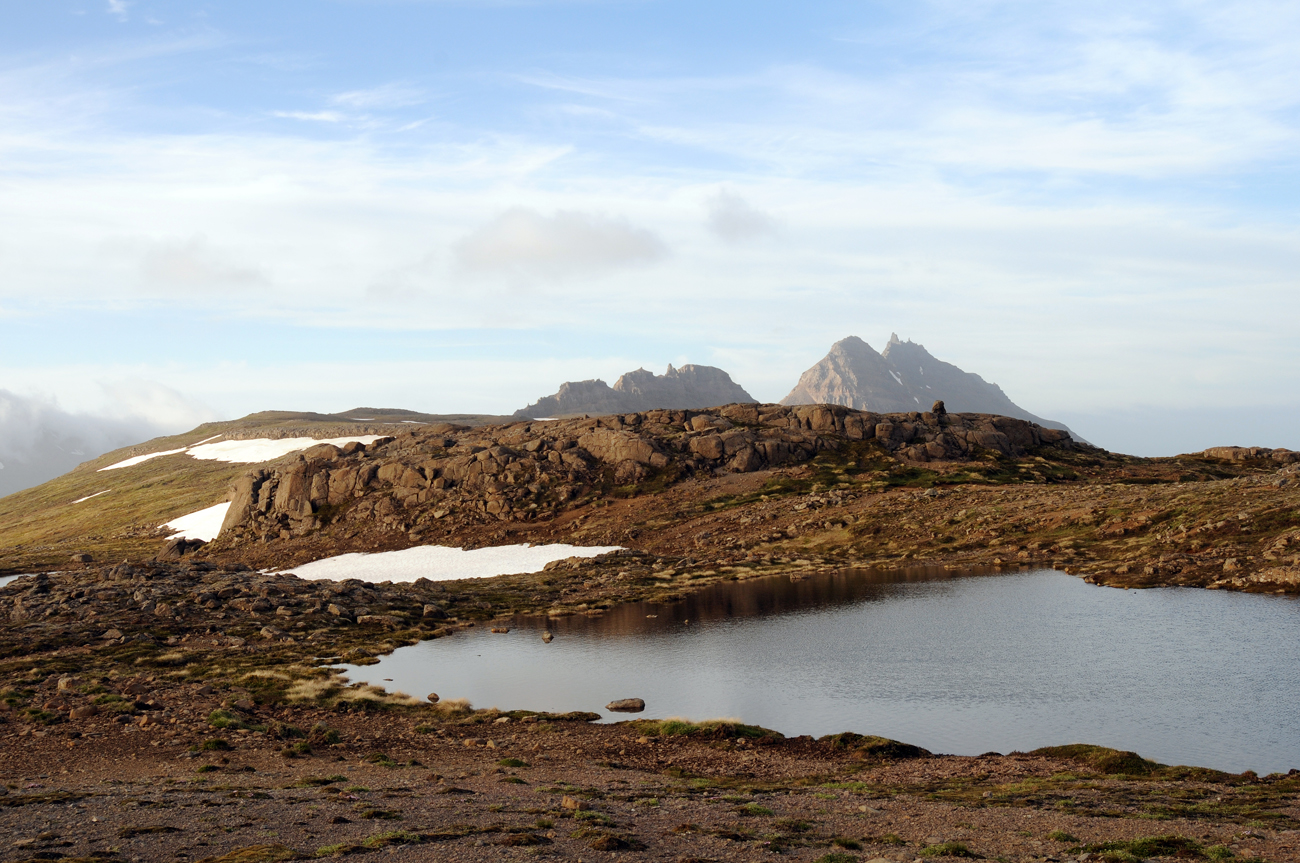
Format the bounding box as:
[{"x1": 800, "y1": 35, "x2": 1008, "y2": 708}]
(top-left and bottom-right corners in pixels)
[{"x1": 215, "y1": 403, "x2": 1082, "y2": 545}]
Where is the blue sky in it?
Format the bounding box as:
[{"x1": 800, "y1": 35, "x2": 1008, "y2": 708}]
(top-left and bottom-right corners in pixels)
[{"x1": 2, "y1": 0, "x2": 1300, "y2": 459}]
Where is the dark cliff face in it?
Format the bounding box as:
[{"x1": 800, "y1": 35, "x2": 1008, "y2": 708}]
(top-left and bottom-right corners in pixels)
[
  {"x1": 514, "y1": 364, "x2": 756, "y2": 419},
  {"x1": 782, "y1": 335, "x2": 1076, "y2": 436}
]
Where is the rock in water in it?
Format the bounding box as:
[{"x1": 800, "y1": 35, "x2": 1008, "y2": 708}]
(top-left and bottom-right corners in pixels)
[
  {"x1": 606, "y1": 698, "x2": 645, "y2": 712},
  {"x1": 541, "y1": 631, "x2": 553, "y2": 643}
]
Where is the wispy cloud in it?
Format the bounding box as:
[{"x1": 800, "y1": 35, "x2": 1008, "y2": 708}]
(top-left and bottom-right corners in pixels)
[
  {"x1": 331, "y1": 82, "x2": 426, "y2": 109},
  {"x1": 455, "y1": 208, "x2": 668, "y2": 280},
  {"x1": 706, "y1": 189, "x2": 777, "y2": 243},
  {"x1": 139, "y1": 236, "x2": 266, "y2": 290},
  {"x1": 271, "y1": 110, "x2": 347, "y2": 123},
  {"x1": 106, "y1": 0, "x2": 131, "y2": 22}
]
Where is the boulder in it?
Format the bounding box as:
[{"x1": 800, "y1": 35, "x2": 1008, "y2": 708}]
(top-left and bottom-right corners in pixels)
[{"x1": 606, "y1": 698, "x2": 645, "y2": 712}]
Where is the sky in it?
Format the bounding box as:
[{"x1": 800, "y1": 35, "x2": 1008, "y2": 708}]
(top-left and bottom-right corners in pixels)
[{"x1": 2, "y1": 0, "x2": 1300, "y2": 487}]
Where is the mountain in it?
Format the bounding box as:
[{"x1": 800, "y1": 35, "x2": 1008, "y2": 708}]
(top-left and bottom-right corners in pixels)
[
  {"x1": 515, "y1": 364, "x2": 756, "y2": 418},
  {"x1": 782, "y1": 334, "x2": 1074, "y2": 433}
]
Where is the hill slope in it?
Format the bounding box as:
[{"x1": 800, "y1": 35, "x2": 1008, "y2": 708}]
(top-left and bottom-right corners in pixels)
[{"x1": 0, "y1": 408, "x2": 510, "y2": 570}]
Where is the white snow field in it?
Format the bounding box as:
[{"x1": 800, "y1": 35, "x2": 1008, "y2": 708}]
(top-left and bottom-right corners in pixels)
[
  {"x1": 186, "y1": 436, "x2": 382, "y2": 464},
  {"x1": 72, "y1": 490, "x2": 110, "y2": 504},
  {"x1": 99, "y1": 446, "x2": 190, "y2": 471},
  {"x1": 286, "y1": 543, "x2": 622, "y2": 584},
  {"x1": 99, "y1": 434, "x2": 381, "y2": 471},
  {"x1": 162, "y1": 502, "x2": 232, "y2": 542}
]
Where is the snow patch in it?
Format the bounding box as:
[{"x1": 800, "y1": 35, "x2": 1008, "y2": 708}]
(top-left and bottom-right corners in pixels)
[
  {"x1": 186, "y1": 436, "x2": 382, "y2": 464},
  {"x1": 286, "y1": 543, "x2": 622, "y2": 584},
  {"x1": 888, "y1": 370, "x2": 903, "y2": 386},
  {"x1": 162, "y1": 501, "x2": 232, "y2": 543},
  {"x1": 99, "y1": 433, "x2": 379, "y2": 471},
  {"x1": 72, "y1": 490, "x2": 110, "y2": 504},
  {"x1": 99, "y1": 446, "x2": 189, "y2": 471}
]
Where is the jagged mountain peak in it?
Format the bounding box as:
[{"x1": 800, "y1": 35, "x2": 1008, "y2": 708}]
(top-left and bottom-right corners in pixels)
[
  {"x1": 516, "y1": 363, "x2": 756, "y2": 419},
  {"x1": 783, "y1": 334, "x2": 1075, "y2": 435}
]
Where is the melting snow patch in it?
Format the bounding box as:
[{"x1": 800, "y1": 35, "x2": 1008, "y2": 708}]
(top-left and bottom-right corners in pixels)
[
  {"x1": 186, "y1": 436, "x2": 382, "y2": 464},
  {"x1": 286, "y1": 543, "x2": 622, "y2": 584},
  {"x1": 99, "y1": 446, "x2": 189, "y2": 471},
  {"x1": 99, "y1": 434, "x2": 379, "y2": 471},
  {"x1": 72, "y1": 490, "x2": 110, "y2": 504},
  {"x1": 888, "y1": 370, "x2": 903, "y2": 386},
  {"x1": 162, "y1": 502, "x2": 232, "y2": 543}
]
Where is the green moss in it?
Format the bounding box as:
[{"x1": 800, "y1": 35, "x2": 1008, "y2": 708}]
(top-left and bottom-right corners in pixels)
[
  {"x1": 361, "y1": 830, "x2": 420, "y2": 847},
  {"x1": 631, "y1": 717, "x2": 782, "y2": 740},
  {"x1": 735, "y1": 802, "x2": 774, "y2": 816},
  {"x1": 1032, "y1": 744, "x2": 1161, "y2": 776},
  {"x1": 820, "y1": 732, "x2": 930, "y2": 761},
  {"x1": 1071, "y1": 835, "x2": 1204, "y2": 862},
  {"x1": 920, "y1": 841, "x2": 980, "y2": 858},
  {"x1": 813, "y1": 853, "x2": 860, "y2": 863}
]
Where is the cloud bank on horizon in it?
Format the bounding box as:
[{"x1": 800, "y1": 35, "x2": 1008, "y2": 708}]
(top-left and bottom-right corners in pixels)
[{"x1": 1, "y1": 0, "x2": 1298, "y2": 465}]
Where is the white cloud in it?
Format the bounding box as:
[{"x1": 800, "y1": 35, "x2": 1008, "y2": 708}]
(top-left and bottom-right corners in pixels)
[
  {"x1": 271, "y1": 110, "x2": 347, "y2": 123},
  {"x1": 139, "y1": 236, "x2": 265, "y2": 290},
  {"x1": 706, "y1": 189, "x2": 778, "y2": 243},
  {"x1": 106, "y1": 0, "x2": 130, "y2": 22},
  {"x1": 454, "y1": 207, "x2": 668, "y2": 279},
  {"x1": 330, "y1": 83, "x2": 426, "y2": 110}
]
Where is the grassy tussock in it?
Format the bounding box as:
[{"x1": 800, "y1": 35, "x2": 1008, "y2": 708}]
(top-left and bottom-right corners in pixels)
[{"x1": 632, "y1": 717, "x2": 782, "y2": 740}]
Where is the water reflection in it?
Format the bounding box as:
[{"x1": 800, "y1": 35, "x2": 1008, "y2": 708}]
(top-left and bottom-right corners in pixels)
[
  {"x1": 341, "y1": 567, "x2": 1300, "y2": 775},
  {"x1": 525, "y1": 565, "x2": 997, "y2": 637}
]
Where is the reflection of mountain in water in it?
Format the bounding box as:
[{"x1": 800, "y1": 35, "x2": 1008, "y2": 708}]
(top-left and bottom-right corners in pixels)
[{"x1": 519, "y1": 565, "x2": 998, "y2": 637}]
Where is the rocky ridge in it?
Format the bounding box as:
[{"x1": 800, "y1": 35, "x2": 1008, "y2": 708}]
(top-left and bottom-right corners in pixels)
[
  {"x1": 215, "y1": 402, "x2": 1079, "y2": 547},
  {"x1": 514, "y1": 363, "x2": 755, "y2": 419}
]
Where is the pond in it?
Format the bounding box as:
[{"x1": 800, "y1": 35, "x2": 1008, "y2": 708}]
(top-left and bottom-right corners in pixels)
[{"x1": 339, "y1": 567, "x2": 1300, "y2": 774}]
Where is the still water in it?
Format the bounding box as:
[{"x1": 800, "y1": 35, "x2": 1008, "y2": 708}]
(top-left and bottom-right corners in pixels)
[{"x1": 339, "y1": 568, "x2": 1300, "y2": 774}]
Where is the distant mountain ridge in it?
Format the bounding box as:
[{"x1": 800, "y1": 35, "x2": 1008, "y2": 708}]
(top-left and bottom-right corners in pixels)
[
  {"x1": 782, "y1": 334, "x2": 1075, "y2": 434},
  {"x1": 515, "y1": 364, "x2": 756, "y2": 419}
]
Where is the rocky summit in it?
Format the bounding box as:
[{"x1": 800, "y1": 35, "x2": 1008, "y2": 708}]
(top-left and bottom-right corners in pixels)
[
  {"x1": 514, "y1": 363, "x2": 755, "y2": 418},
  {"x1": 214, "y1": 403, "x2": 1079, "y2": 554},
  {"x1": 782, "y1": 334, "x2": 1074, "y2": 434}
]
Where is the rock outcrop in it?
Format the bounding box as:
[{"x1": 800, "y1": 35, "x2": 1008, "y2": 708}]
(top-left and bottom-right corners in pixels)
[
  {"x1": 1201, "y1": 446, "x2": 1300, "y2": 464},
  {"x1": 782, "y1": 335, "x2": 1075, "y2": 435},
  {"x1": 214, "y1": 403, "x2": 1082, "y2": 543},
  {"x1": 515, "y1": 364, "x2": 755, "y2": 419}
]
